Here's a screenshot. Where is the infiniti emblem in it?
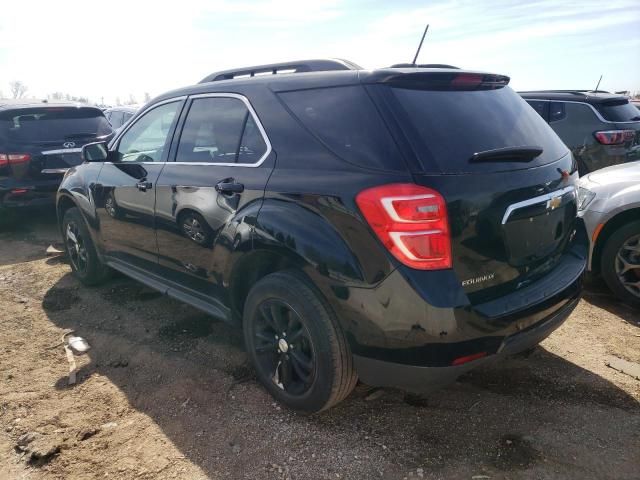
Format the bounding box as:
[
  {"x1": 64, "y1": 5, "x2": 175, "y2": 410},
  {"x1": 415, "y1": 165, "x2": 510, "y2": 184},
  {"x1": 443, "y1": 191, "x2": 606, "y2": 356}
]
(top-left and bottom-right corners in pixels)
[{"x1": 63, "y1": 141, "x2": 76, "y2": 148}]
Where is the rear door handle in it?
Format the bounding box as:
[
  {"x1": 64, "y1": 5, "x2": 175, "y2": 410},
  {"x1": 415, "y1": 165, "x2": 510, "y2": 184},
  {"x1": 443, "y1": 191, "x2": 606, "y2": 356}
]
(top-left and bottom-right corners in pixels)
[
  {"x1": 136, "y1": 181, "x2": 152, "y2": 192},
  {"x1": 215, "y1": 179, "x2": 244, "y2": 194}
]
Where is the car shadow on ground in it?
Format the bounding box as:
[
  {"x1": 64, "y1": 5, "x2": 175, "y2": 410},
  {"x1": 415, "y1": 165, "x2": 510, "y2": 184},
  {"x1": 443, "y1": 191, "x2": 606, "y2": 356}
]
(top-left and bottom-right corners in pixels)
[
  {"x1": 0, "y1": 207, "x2": 60, "y2": 267},
  {"x1": 582, "y1": 274, "x2": 639, "y2": 327},
  {"x1": 40, "y1": 271, "x2": 640, "y2": 479}
]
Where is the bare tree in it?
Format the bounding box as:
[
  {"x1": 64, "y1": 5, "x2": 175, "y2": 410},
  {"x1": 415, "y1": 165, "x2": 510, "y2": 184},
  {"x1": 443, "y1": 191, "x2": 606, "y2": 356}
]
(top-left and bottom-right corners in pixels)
[
  {"x1": 126, "y1": 94, "x2": 137, "y2": 105},
  {"x1": 10, "y1": 81, "x2": 28, "y2": 99},
  {"x1": 143, "y1": 92, "x2": 151, "y2": 103}
]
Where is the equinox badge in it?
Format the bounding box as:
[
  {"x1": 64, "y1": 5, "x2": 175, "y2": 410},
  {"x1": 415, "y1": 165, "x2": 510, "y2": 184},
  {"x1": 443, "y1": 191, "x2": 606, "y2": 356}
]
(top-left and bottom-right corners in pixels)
[{"x1": 461, "y1": 273, "x2": 495, "y2": 287}]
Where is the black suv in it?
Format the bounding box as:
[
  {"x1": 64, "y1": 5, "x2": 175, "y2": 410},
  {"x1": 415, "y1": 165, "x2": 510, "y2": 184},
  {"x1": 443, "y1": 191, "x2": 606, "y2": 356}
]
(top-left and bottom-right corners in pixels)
[
  {"x1": 57, "y1": 60, "x2": 586, "y2": 412},
  {"x1": 1, "y1": 102, "x2": 113, "y2": 208},
  {"x1": 520, "y1": 91, "x2": 640, "y2": 174}
]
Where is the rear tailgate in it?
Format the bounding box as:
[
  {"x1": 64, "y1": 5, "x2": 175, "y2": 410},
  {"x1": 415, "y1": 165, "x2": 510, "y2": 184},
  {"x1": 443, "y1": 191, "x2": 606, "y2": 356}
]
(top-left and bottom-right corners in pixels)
[
  {"x1": 594, "y1": 98, "x2": 640, "y2": 162},
  {"x1": 0, "y1": 106, "x2": 112, "y2": 182},
  {"x1": 369, "y1": 73, "x2": 579, "y2": 304}
]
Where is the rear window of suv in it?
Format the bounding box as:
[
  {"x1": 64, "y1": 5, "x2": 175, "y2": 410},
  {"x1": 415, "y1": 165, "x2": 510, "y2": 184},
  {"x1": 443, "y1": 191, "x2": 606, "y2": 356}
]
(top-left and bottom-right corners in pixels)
[
  {"x1": 0, "y1": 107, "x2": 112, "y2": 143},
  {"x1": 386, "y1": 86, "x2": 569, "y2": 173},
  {"x1": 594, "y1": 99, "x2": 640, "y2": 122}
]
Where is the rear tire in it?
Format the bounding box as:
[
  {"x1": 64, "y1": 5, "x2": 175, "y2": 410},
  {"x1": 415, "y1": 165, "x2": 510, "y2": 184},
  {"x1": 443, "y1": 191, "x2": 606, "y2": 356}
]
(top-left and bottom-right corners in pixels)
[
  {"x1": 62, "y1": 207, "x2": 110, "y2": 286},
  {"x1": 601, "y1": 220, "x2": 640, "y2": 308},
  {"x1": 243, "y1": 271, "x2": 357, "y2": 413}
]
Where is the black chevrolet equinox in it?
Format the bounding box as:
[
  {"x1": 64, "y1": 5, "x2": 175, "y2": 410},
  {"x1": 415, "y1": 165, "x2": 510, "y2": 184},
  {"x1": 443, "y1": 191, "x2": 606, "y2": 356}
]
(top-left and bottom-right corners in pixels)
[{"x1": 57, "y1": 59, "x2": 587, "y2": 412}]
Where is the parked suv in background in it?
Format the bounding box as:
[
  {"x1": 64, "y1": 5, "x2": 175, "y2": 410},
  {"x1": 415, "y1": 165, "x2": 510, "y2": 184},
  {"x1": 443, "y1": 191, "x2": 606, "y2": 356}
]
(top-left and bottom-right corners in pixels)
[
  {"x1": 520, "y1": 91, "x2": 640, "y2": 174},
  {"x1": 57, "y1": 60, "x2": 586, "y2": 412},
  {"x1": 104, "y1": 105, "x2": 139, "y2": 132},
  {"x1": 1, "y1": 102, "x2": 113, "y2": 208}
]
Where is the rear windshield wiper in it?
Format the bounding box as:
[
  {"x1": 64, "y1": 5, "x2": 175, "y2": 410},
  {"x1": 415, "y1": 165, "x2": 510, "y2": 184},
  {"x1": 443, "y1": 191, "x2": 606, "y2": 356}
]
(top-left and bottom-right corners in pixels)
[{"x1": 470, "y1": 146, "x2": 543, "y2": 163}]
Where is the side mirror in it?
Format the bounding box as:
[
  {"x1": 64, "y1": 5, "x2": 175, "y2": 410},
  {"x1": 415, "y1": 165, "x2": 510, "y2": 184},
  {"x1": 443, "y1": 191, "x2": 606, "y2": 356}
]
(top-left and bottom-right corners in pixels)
[{"x1": 82, "y1": 142, "x2": 109, "y2": 162}]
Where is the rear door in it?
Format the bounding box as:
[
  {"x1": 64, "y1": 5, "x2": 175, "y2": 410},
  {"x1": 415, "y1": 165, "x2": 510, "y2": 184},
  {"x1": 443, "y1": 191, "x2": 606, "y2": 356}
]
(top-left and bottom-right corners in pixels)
[
  {"x1": 154, "y1": 93, "x2": 274, "y2": 310},
  {"x1": 373, "y1": 81, "x2": 578, "y2": 304},
  {"x1": 94, "y1": 99, "x2": 184, "y2": 271}
]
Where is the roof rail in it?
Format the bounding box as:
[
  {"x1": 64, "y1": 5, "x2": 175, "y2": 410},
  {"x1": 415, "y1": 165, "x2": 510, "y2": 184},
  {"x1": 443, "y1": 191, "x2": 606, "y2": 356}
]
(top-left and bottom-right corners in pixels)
[
  {"x1": 518, "y1": 89, "x2": 611, "y2": 95},
  {"x1": 199, "y1": 58, "x2": 362, "y2": 83}
]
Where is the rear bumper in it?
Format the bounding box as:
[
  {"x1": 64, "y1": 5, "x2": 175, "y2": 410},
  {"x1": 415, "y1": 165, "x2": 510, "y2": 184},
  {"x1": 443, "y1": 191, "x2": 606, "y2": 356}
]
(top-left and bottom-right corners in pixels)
[
  {"x1": 0, "y1": 179, "x2": 59, "y2": 208},
  {"x1": 354, "y1": 293, "x2": 580, "y2": 392}
]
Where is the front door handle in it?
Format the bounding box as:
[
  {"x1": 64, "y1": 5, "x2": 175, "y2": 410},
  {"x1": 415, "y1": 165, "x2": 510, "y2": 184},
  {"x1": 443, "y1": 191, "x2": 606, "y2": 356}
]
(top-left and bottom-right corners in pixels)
[
  {"x1": 136, "y1": 181, "x2": 152, "y2": 192},
  {"x1": 215, "y1": 179, "x2": 244, "y2": 194}
]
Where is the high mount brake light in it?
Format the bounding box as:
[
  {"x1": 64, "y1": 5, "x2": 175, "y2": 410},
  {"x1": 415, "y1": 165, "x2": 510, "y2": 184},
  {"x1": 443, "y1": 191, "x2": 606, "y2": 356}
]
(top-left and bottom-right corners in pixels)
[
  {"x1": 383, "y1": 72, "x2": 510, "y2": 91},
  {"x1": 594, "y1": 130, "x2": 635, "y2": 145},
  {"x1": 0, "y1": 153, "x2": 31, "y2": 167},
  {"x1": 356, "y1": 184, "x2": 452, "y2": 270}
]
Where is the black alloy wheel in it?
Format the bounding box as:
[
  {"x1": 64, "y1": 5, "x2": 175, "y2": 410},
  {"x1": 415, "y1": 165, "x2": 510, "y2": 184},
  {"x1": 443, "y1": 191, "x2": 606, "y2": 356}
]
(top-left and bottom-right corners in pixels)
[
  {"x1": 65, "y1": 220, "x2": 88, "y2": 274},
  {"x1": 62, "y1": 207, "x2": 110, "y2": 286},
  {"x1": 251, "y1": 299, "x2": 316, "y2": 396},
  {"x1": 243, "y1": 271, "x2": 357, "y2": 412}
]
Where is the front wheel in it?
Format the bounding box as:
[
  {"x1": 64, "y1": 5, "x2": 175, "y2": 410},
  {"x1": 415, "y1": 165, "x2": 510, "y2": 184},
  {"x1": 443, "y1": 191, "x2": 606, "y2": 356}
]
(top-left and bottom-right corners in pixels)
[
  {"x1": 62, "y1": 207, "x2": 110, "y2": 286},
  {"x1": 243, "y1": 271, "x2": 357, "y2": 413},
  {"x1": 601, "y1": 220, "x2": 640, "y2": 308}
]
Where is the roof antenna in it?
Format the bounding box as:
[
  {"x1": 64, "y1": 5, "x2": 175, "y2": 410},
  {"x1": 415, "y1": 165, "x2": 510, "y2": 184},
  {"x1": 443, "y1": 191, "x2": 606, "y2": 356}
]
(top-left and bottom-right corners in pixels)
[
  {"x1": 594, "y1": 74, "x2": 603, "y2": 92},
  {"x1": 411, "y1": 24, "x2": 429, "y2": 65}
]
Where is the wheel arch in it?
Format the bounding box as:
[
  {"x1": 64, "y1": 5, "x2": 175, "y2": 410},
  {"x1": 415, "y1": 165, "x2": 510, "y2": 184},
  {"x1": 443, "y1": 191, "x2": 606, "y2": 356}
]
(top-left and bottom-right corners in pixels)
[
  {"x1": 592, "y1": 207, "x2": 640, "y2": 273},
  {"x1": 228, "y1": 247, "x2": 311, "y2": 321},
  {"x1": 56, "y1": 192, "x2": 77, "y2": 234}
]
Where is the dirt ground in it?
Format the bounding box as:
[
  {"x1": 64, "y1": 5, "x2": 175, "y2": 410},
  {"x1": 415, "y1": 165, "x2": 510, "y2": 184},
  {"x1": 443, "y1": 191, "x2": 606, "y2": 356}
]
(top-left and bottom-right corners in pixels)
[{"x1": 0, "y1": 211, "x2": 639, "y2": 480}]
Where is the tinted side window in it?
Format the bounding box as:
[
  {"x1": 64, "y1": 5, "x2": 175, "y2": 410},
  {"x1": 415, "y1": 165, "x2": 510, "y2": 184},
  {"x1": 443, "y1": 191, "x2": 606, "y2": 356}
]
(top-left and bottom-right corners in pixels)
[
  {"x1": 176, "y1": 97, "x2": 267, "y2": 164},
  {"x1": 549, "y1": 102, "x2": 566, "y2": 122},
  {"x1": 278, "y1": 86, "x2": 401, "y2": 171},
  {"x1": 116, "y1": 102, "x2": 181, "y2": 162},
  {"x1": 109, "y1": 111, "x2": 124, "y2": 129},
  {"x1": 526, "y1": 100, "x2": 548, "y2": 121}
]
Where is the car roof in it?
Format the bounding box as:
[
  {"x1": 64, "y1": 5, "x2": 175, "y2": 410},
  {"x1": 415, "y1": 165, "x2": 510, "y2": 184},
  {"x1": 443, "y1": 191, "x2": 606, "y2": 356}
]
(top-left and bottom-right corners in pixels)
[
  {"x1": 105, "y1": 105, "x2": 140, "y2": 113},
  {"x1": 518, "y1": 90, "x2": 630, "y2": 104},
  {"x1": 153, "y1": 61, "x2": 503, "y2": 103}
]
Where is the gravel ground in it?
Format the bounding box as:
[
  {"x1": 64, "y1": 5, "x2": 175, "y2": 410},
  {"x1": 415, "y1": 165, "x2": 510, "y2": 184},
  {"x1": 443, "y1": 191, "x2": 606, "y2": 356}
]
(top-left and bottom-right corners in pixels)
[{"x1": 0, "y1": 211, "x2": 639, "y2": 480}]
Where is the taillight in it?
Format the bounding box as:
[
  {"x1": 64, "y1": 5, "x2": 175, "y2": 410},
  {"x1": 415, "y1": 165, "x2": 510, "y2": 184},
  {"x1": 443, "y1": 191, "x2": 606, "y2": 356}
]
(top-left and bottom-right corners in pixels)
[
  {"x1": 356, "y1": 183, "x2": 452, "y2": 270},
  {"x1": 594, "y1": 130, "x2": 635, "y2": 145},
  {"x1": 0, "y1": 153, "x2": 31, "y2": 166}
]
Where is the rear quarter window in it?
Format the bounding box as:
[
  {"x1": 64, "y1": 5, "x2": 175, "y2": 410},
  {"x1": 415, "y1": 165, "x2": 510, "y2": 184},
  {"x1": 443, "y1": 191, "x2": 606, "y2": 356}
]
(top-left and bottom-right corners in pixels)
[{"x1": 278, "y1": 85, "x2": 402, "y2": 171}]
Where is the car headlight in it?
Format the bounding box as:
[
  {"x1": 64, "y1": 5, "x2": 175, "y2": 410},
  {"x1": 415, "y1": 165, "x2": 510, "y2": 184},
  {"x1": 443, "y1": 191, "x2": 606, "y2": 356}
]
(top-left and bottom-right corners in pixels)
[{"x1": 577, "y1": 186, "x2": 596, "y2": 211}]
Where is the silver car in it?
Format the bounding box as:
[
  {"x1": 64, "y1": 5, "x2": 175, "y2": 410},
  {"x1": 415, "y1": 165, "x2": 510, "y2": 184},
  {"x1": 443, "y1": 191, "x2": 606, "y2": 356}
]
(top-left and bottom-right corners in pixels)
[{"x1": 578, "y1": 161, "x2": 640, "y2": 306}]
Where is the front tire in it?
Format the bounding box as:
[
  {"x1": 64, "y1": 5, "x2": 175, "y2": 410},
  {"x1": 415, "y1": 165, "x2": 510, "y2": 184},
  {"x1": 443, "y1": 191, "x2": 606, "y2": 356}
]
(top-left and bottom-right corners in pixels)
[
  {"x1": 62, "y1": 207, "x2": 110, "y2": 286},
  {"x1": 243, "y1": 271, "x2": 357, "y2": 413},
  {"x1": 601, "y1": 220, "x2": 640, "y2": 308}
]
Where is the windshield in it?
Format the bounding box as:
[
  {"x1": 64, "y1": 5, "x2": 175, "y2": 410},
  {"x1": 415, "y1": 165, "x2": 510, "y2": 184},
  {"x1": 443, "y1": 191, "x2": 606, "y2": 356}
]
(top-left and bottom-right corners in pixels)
[
  {"x1": 387, "y1": 86, "x2": 569, "y2": 173},
  {"x1": 0, "y1": 107, "x2": 112, "y2": 143},
  {"x1": 595, "y1": 100, "x2": 640, "y2": 122}
]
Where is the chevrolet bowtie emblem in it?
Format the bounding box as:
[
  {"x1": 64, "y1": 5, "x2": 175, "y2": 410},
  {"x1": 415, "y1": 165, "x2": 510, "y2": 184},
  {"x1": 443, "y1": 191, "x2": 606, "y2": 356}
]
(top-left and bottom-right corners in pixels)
[{"x1": 546, "y1": 195, "x2": 562, "y2": 211}]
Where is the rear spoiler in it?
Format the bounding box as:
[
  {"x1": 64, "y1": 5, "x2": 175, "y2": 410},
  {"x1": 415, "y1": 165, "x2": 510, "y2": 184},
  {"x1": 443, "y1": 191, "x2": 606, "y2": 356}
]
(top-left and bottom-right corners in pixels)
[{"x1": 362, "y1": 70, "x2": 510, "y2": 91}]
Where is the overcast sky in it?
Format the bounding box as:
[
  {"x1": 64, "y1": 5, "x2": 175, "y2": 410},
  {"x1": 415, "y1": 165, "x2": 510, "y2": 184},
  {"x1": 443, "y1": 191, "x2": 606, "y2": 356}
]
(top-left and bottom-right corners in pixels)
[{"x1": 0, "y1": 0, "x2": 639, "y2": 104}]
